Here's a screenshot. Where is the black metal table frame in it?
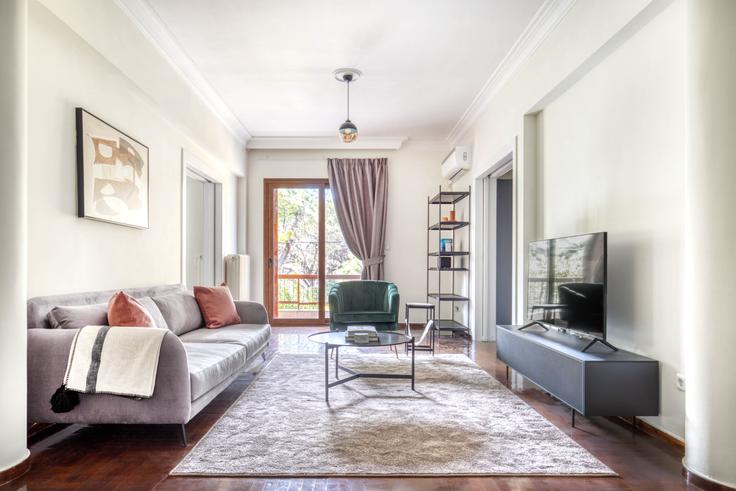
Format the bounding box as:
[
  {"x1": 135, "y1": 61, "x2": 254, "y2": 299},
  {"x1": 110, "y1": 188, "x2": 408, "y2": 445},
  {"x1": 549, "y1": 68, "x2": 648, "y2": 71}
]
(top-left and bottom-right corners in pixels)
[{"x1": 323, "y1": 337, "x2": 415, "y2": 403}]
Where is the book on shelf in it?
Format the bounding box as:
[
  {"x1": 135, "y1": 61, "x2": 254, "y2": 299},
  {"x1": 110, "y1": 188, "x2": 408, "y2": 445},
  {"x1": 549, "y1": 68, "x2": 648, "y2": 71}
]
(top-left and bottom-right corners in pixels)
[{"x1": 346, "y1": 325, "x2": 379, "y2": 343}]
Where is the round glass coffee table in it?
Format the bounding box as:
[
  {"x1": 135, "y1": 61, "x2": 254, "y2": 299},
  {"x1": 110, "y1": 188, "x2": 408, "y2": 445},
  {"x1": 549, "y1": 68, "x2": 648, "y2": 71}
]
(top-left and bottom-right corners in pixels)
[{"x1": 308, "y1": 331, "x2": 415, "y2": 403}]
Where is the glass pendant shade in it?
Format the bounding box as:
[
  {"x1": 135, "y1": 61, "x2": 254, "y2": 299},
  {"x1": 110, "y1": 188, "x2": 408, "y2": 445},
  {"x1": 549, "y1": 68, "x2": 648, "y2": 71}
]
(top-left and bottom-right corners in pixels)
[{"x1": 339, "y1": 119, "x2": 358, "y2": 143}]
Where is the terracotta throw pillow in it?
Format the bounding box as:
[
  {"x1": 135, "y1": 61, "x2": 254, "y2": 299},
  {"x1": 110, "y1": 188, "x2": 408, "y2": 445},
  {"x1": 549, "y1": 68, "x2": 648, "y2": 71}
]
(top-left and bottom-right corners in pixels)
[
  {"x1": 108, "y1": 291, "x2": 155, "y2": 327},
  {"x1": 193, "y1": 285, "x2": 241, "y2": 329}
]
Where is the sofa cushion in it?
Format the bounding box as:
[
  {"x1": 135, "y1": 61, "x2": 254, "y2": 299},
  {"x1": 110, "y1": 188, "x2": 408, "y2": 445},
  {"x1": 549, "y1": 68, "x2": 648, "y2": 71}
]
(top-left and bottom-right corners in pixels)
[
  {"x1": 193, "y1": 285, "x2": 241, "y2": 328},
  {"x1": 179, "y1": 324, "x2": 271, "y2": 359},
  {"x1": 48, "y1": 303, "x2": 108, "y2": 329},
  {"x1": 138, "y1": 297, "x2": 169, "y2": 330},
  {"x1": 28, "y1": 284, "x2": 184, "y2": 330},
  {"x1": 108, "y1": 292, "x2": 155, "y2": 327},
  {"x1": 332, "y1": 311, "x2": 395, "y2": 324},
  {"x1": 152, "y1": 292, "x2": 203, "y2": 335},
  {"x1": 183, "y1": 342, "x2": 247, "y2": 400}
]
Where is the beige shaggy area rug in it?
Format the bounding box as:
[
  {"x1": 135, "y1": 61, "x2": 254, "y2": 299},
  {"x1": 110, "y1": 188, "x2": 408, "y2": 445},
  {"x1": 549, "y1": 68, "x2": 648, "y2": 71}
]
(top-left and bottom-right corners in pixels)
[{"x1": 171, "y1": 353, "x2": 615, "y2": 477}]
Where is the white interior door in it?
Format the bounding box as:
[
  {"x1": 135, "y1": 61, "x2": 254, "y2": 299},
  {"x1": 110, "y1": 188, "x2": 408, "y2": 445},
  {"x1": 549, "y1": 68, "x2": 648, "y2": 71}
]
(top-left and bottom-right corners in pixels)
[{"x1": 186, "y1": 175, "x2": 216, "y2": 288}]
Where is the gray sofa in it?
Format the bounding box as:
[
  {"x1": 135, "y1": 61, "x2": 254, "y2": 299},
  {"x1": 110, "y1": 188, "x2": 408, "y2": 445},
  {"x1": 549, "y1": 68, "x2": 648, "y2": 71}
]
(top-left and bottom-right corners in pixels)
[{"x1": 27, "y1": 284, "x2": 271, "y2": 444}]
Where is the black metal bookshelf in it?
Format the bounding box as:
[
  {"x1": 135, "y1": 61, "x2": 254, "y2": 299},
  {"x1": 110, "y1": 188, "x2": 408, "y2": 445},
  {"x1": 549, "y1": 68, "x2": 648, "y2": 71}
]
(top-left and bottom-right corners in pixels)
[{"x1": 426, "y1": 185, "x2": 471, "y2": 335}]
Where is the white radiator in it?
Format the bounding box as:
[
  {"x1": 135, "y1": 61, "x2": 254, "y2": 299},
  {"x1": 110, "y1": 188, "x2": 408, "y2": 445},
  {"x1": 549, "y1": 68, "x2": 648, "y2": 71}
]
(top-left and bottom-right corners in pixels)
[{"x1": 224, "y1": 254, "x2": 250, "y2": 301}]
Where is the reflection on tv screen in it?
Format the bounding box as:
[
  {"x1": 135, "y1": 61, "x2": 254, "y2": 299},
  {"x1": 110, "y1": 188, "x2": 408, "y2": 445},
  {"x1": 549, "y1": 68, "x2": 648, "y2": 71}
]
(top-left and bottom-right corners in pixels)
[{"x1": 527, "y1": 233, "x2": 606, "y2": 338}]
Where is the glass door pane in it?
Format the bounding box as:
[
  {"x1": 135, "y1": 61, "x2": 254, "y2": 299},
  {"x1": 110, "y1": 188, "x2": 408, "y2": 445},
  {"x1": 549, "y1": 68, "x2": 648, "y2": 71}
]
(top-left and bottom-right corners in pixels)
[
  {"x1": 324, "y1": 188, "x2": 362, "y2": 317},
  {"x1": 274, "y1": 187, "x2": 320, "y2": 320}
]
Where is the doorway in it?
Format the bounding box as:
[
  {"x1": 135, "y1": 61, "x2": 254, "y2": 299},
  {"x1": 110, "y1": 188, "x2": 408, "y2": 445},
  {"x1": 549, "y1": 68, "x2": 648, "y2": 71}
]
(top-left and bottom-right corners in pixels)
[
  {"x1": 495, "y1": 171, "x2": 513, "y2": 325},
  {"x1": 182, "y1": 150, "x2": 223, "y2": 290},
  {"x1": 475, "y1": 152, "x2": 514, "y2": 341},
  {"x1": 263, "y1": 179, "x2": 361, "y2": 325}
]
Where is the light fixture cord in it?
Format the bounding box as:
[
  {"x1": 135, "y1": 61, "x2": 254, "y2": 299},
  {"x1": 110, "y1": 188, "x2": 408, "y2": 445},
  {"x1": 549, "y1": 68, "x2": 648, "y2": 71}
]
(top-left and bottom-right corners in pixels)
[{"x1": 346, "y1": 79, "x2": 350, "y2": 120}]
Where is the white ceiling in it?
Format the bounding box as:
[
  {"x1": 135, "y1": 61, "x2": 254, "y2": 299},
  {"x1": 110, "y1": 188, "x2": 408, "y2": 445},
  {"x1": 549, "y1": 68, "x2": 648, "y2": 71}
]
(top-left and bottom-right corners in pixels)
[{"x1": 144, "y1": 0, "x2": 544, "y2": 141}]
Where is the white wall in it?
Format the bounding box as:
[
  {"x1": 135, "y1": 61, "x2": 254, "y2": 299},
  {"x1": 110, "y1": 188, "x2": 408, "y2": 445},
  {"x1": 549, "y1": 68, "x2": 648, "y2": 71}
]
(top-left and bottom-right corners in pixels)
[
  {"x1": 27, "y1": 0, "x2": 245, "y2": 297},
  {"x1": 454, "y1": 0, "x2": 686, "y2": 439},
  {"x1": 540, "y1": 0, "x2": 685, "y2": 437},
  {"x1": 246, "y1": 143, "x2": 448, "y2": 314}
]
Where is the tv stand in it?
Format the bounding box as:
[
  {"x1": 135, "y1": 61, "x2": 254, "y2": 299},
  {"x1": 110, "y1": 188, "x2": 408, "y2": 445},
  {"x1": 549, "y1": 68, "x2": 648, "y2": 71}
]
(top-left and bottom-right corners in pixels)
[
  {"x1": 497, "y1": 325, "x2": 659, "y2": 420},
  {"x1": 581, "y1": 337, "x2": 618, "y2": 353},
  {"x1": 518, "y1": 321, "x2": 549, "y2": 331}
]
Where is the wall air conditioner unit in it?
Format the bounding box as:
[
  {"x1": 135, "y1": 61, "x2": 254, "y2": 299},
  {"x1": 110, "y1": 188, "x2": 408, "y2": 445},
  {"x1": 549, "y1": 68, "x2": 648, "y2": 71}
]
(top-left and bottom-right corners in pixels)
[
  {"x1": 224, "y1": 254, "x2": 250, "y2": 301},
  {"x1": 441, "y1": 147, "x2": 472, "y2": 182}
]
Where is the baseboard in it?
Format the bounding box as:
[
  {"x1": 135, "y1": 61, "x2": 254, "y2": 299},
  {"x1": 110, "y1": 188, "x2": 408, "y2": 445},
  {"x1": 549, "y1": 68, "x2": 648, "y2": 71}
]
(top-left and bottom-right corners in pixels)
[
  {"x1": 609, "y1": 416, "x2": 684, "y2": 449},
  {"x1": 0, "y1": 452, "x2": 31, "y2": 487}
]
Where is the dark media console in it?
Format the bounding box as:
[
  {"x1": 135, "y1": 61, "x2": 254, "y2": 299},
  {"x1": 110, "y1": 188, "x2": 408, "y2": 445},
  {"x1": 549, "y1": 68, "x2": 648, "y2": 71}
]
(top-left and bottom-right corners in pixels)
[{"x1": 497, "y1": 324, "x2": 659, "y2": 424}]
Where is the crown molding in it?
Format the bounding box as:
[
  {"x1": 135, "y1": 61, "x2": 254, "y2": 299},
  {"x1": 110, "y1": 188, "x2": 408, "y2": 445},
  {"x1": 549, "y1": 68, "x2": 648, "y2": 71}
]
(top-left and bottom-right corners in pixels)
[
  {"x1": 115, "y1": 0, "x2": 251, "y2": 146},
  {"x1": 446, "y1": 0, "x2": 576, "y2": 145},
  {"x1": 247, "y1": 136, "x2": 409, "y2": 150}
]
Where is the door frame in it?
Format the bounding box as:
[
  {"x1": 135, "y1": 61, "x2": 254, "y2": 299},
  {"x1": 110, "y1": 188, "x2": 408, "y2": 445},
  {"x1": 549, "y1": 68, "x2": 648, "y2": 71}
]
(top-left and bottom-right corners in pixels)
[
  {"x1": 180, "y1": 150, "x2": 223, "y2": 287},
  {"x1": 263, "y1": 178, "x2": 327, "y2": 326},
  {"x1": 473, "y1": 147, "x2": 514, "y2": 341}
]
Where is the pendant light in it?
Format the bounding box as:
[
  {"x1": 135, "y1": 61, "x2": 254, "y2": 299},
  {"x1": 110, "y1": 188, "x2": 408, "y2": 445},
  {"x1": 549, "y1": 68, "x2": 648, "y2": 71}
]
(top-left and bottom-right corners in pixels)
[{"x1": 334, "y1": 68, "x2": 362, "y2": 143}]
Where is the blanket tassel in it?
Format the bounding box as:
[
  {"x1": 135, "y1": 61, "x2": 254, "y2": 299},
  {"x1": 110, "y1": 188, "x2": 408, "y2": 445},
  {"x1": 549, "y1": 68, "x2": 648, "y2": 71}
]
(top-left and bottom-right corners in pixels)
[{"x1": 50, "y1": 385, "x2": 80, "y2": 413}]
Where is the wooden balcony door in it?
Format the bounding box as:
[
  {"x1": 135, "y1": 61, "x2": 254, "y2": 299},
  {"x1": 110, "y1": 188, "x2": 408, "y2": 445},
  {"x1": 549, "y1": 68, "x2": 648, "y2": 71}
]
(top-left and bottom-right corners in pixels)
[{"x1": 263, "y1": 179, "x2": 361, "y2": 326}]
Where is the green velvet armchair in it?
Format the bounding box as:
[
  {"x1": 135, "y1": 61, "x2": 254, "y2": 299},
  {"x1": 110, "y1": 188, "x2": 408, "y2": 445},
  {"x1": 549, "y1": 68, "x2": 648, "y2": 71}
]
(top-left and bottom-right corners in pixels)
[{"x1": 328, "y1": 280, "x2": 400, "y2": 332}]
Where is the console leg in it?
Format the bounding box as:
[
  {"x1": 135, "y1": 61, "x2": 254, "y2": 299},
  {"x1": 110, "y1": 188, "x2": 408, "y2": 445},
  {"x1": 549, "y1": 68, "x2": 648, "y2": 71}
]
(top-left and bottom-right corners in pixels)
[{"x1": 581, "y1": 337, "x2": 619, "y2": 353}]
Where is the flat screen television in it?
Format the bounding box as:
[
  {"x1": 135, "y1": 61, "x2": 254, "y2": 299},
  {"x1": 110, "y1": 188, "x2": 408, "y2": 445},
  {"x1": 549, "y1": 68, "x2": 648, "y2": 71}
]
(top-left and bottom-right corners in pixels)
[{"x1": 526, "y1": 232, "x2": 607, "y2": 340}]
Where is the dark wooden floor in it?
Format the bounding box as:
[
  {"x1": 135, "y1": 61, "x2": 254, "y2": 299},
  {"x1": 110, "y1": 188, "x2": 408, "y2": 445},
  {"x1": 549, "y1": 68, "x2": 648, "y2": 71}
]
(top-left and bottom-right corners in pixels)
[{"x1": 7, "y1": 327, "x2": 696, "y2": 491}]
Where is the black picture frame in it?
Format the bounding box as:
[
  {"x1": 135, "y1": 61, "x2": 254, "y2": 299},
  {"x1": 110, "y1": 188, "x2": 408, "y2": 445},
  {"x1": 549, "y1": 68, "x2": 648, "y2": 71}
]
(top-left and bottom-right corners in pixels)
[{"x1": 75, "y1": 107, "x2": 150, "y2": 229}]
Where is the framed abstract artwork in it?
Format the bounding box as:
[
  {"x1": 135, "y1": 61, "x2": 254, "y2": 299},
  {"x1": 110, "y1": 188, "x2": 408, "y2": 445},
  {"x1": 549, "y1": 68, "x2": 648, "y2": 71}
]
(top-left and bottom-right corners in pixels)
[{"x1": 76, "y1": 108, "x2": 149, "y2": 228}]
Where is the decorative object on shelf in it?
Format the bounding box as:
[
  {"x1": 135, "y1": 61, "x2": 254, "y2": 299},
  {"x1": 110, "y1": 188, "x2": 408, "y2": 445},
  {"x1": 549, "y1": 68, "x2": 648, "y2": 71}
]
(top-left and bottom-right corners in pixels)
[
  {"x1": 76, "y1": 108, "x2": 149, "y2": 228},
  {"x1": 333, "y1": 68, "x2": 362, "y2": 143},
  {"x1": 426, "y1": 185, "x2": 471, "y2": 335}
]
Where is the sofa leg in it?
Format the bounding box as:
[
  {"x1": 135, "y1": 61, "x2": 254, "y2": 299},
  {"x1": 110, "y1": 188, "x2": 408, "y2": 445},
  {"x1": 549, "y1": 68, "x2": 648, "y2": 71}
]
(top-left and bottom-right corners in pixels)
[
  {"x1": 261, "y1": 351, "x2": 267, "y2": 362},
  {"x1": 178, "y1": 424, "x2": 187, "y2": 446}
]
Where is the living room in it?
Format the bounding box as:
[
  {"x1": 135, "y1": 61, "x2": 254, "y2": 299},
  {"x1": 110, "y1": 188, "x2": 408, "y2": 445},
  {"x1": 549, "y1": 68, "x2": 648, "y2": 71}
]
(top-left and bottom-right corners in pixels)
[{"x1": 1, "y1": 0, "x2": 734, "y2": 489}]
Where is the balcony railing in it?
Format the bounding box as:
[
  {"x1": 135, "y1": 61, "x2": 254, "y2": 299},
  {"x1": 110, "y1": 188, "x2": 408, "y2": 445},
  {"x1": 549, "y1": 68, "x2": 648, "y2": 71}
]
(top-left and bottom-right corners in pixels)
[
  {"x1": 527, "y1": 276, "x2": 584, "y2": 311},
  {"x1": 275, "y1": 273, "x2": 360, "y2": 317}
]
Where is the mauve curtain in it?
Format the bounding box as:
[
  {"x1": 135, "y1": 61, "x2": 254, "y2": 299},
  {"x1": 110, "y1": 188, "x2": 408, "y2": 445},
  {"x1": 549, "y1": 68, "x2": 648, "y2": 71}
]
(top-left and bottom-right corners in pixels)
[{"x1": 327, "y1": 158, "x2": 388, "y2": 280}]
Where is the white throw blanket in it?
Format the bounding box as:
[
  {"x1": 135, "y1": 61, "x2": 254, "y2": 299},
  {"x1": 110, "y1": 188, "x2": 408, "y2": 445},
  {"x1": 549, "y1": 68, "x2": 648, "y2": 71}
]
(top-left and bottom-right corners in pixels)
[{"x1": 63, "y1": 325, "x2": 167, "y2": 398}]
